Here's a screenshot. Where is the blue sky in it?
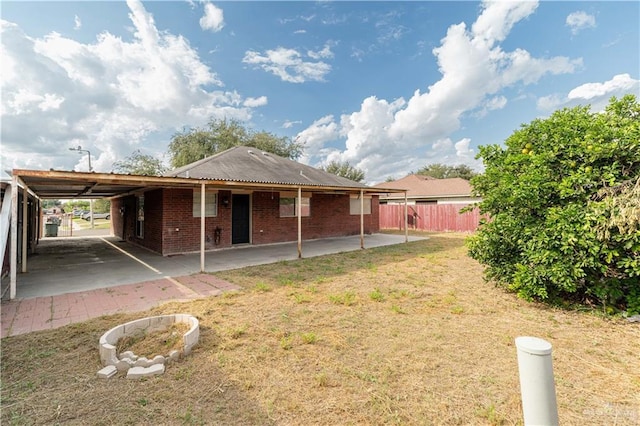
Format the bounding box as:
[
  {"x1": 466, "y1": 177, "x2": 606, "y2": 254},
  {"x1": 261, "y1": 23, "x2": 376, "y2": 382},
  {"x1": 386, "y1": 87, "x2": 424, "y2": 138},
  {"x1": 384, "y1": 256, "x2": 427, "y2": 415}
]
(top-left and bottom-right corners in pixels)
[{"x1": 1, "y1": 1, "x2": 638, "y2": 184}]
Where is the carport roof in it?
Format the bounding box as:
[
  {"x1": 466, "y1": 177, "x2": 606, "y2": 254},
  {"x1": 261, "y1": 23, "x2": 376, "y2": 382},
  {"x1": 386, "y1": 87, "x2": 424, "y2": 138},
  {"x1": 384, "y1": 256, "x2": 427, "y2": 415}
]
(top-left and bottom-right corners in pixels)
[
  {"x1": 12, "y1": 168, "x2": 405, "y2": 200},
  {"x1": 11, "y1": 169, "x2": 201, "y2": 200}
]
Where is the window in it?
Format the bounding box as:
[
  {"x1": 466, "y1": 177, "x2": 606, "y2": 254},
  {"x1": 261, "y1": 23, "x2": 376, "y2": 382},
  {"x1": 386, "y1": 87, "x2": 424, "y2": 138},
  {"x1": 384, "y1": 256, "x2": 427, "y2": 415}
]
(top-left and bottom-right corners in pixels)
[
  {"x1": 136, "y1": 195, "x2": 144, "y2": 238},
  {"x1": 279, "y1": 196, "x2": 310, "y2": 217},
  {"x1": 193, "y1": 189, "x2": 218, "y2": 217},
  {"x1": 349, "y1": 196, "x2": 372, "y2": 215}
]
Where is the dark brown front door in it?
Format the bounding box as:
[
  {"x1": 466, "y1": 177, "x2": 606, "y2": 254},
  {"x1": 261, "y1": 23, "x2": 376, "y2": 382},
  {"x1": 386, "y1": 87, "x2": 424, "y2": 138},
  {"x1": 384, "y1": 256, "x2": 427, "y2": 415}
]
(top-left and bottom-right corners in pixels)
[{"x1": 232, "y1": 194, "x2": 250, "y2": 244}]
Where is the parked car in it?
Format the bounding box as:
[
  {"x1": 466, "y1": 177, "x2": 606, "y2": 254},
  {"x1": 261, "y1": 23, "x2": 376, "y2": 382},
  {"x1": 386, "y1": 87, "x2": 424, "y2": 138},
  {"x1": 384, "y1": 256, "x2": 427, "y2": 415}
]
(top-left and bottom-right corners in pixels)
[
  {"x1": 82, "y1": 212, "x2": 110, "y2": 220},
  {"x1": 73, "y1": 210, "x2": 89, "y2": 217}
]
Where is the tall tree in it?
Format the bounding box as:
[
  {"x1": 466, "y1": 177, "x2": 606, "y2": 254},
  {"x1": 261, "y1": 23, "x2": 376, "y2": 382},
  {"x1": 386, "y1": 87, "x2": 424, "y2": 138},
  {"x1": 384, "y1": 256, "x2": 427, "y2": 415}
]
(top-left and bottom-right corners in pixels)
[
  {"x1": 322, "y1": 160, "x2": 365, "y2": 182},
  {"x1": 467, "y1": 95, "x2": 640, "y2": 314},
  {"x1": 416, "y1": 163, "x2": 477, "y2": 180},
  {"x1": 93, "y1": 199, "x2": 111, "y2": 213},
  {"x1": 168, "y1": 118, "x2": 303, "y2": 168},
  {"x1": 112, "y1": 150, "x2": 167, "y2": 176}
]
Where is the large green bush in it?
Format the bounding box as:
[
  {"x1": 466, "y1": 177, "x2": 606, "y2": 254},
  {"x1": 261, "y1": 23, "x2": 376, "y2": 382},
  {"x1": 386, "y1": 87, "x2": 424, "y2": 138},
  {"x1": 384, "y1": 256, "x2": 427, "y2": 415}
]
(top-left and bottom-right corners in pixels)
[{"x1": 468, "y1": 95, "x2": 640, "y2": 314}]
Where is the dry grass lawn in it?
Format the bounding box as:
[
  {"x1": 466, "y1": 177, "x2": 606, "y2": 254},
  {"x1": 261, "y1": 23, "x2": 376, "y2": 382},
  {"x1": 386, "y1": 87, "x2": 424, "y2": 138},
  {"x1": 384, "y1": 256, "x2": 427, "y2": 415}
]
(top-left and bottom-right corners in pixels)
[{"x1": 1, "y1": 233, "x2": 639, "y2": 425}]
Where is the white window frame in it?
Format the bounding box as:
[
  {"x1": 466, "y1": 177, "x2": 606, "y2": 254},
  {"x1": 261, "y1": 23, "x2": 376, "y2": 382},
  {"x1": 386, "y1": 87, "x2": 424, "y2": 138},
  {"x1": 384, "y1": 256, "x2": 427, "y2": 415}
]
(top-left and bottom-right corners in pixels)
[
  {"x1": 193, "y1": 189, "x2": 218, "y2": 217},
  {"x1": 349, "y1": 195, "x2": 372, "y2": 215},
  {"x1": 279, "y1": 192, "x2": 311, "y2": 217}
]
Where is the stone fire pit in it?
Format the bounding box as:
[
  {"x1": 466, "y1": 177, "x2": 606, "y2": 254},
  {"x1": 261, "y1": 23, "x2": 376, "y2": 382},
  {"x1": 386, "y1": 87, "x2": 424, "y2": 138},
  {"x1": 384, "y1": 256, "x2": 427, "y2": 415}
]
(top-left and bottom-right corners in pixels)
[{"x1": 97, "y1": 314, "x2": 199, "y2": 379}]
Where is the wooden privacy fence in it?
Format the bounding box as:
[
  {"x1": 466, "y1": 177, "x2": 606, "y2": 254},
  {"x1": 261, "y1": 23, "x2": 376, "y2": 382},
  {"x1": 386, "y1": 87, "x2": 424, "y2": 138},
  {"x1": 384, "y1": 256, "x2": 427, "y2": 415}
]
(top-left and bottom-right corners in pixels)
[{"x1": 379, "y1": 204, "x2": 481, "y2": 232}]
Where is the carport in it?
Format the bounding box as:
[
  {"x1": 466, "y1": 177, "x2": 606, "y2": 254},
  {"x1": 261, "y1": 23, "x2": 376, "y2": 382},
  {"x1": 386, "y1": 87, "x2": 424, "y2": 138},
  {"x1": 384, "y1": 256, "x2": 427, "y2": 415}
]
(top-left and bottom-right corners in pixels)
[{"x1": 7, "y1": 169, "x2": 409, "y2": 300}]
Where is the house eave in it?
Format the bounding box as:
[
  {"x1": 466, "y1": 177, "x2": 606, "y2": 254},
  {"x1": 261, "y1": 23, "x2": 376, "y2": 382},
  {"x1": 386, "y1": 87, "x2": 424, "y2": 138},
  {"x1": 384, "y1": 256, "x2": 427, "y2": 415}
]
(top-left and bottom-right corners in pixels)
[{"x1": 12, "y1": 168, "x2": 406, "y2": 200}]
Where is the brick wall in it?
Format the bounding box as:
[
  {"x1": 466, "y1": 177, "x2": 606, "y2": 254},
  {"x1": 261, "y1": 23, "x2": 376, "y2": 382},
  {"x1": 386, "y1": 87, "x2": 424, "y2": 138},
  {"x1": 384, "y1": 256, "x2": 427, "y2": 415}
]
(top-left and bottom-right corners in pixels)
[
  {"x1": 117, "y1": 188, "x2": 380, "y2": 256},
  {"x1": 252, "y1": 192, "x2": 379, "y2": 244},
  {"x1": 161, "y1": 188, "x2": 232, "y2": 255},
  {"x1": 110, "y1": 196, "x2": 137, "y2": 241}
]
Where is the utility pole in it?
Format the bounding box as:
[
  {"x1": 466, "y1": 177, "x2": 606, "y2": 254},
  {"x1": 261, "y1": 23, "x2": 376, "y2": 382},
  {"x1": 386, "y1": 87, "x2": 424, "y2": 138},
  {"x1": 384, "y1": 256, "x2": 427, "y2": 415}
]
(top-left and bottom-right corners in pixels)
[{"x1": 69, "y1": 146, "x2": 95, "y2": 229}]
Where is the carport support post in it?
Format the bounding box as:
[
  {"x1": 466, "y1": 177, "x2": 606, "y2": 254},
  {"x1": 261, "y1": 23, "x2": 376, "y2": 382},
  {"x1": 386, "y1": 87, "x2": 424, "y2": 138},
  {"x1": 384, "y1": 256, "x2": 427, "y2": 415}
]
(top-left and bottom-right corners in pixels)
[
  {"x1": 10, "y1": 174, "x2": 18, "y2": 299},
  {"x1": 297, "y1": 186, "x2": 302, "y2": 258},
  {"x1": 404, "y1": 191, "x2": 408, "y2": 243},
  {"x1": 360, "y1": 189, "x2": 364, "y2": 249},
  {"x1": 200, "y1": 182, "x2": 206, "y2": 272},
  {"x1": 22, "y1": 182, "x2": 28, "y2": 273},
  {"x1": 90, "y1": 199, "x2": 94, "y2": 229}
]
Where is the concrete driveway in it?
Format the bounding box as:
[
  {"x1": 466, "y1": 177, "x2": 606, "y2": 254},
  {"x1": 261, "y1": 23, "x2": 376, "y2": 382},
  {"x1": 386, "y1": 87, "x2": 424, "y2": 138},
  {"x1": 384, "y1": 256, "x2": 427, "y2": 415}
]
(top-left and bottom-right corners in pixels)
[{"x1": 7, "y1": 233, "x2": 421, "y2": 299}]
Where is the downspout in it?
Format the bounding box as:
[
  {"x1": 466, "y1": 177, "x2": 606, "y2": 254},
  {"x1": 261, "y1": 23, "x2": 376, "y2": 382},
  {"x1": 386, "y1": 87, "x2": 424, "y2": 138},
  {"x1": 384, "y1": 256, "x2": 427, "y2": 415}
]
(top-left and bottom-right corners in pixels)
[
  {"x1": 297, "y1": 186, "x2": 302, "y2": 258},
  {"x1": 404, "y1": 191, "x2": 408, "y2": 243},
  {"x1": 10, "y1": 174, "x2": 18, "y2": 300},
  {"x1": 200, "y1": 182, "x2": 206, "y2": 272},
  {"x1": 360, "y1": 189, "x2": 364, "y2": 249}
]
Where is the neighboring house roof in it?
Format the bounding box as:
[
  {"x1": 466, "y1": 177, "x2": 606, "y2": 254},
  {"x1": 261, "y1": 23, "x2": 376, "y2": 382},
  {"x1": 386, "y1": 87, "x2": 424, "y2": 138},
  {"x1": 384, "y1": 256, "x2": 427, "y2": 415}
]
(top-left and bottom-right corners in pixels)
[
  {"x1": 165, "y1": 146, "x2": 369, "y2": 189},
  {"x1": 374, "y1": 174, "x2": 473, "y2": 199}
]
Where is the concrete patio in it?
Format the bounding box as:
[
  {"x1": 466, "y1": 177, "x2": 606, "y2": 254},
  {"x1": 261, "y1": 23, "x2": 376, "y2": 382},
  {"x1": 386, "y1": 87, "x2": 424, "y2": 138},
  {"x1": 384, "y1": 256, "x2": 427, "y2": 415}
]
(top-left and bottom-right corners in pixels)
[{"x1": 1, "y1": 233, "x2": 421, "y2": 338}]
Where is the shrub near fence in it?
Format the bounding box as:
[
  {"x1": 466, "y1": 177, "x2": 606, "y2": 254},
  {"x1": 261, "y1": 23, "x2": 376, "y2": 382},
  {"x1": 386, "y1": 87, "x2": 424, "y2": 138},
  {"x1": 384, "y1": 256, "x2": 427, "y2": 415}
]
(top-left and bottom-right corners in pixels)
[{"x1": 379, "y1": 204, "x2": 481, "y2": 232}]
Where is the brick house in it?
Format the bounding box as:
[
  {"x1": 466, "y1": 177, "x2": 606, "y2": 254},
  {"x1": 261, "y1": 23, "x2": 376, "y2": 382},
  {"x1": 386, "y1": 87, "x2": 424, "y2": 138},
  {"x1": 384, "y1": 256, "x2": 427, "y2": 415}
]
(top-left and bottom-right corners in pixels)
[
  {"x1": 7, "y1": 152, "x2": 404, "y2": 299},
  {"x1": 110, "y1": 146, "x2": 391, "y2": 256},
  {"x1": 374, "y1": 174, "x2": 480, "y2": 205}
]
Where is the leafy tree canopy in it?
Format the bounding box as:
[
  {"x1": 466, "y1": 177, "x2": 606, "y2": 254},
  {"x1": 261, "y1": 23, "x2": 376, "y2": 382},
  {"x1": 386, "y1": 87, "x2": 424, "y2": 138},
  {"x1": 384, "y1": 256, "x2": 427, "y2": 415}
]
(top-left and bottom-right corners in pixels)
[
  {"x1": 64, "y1": 200, "x2": 90, "y2": 212},
  {"x1": 467, "y1": 95, "x2": 640, "y2": 314},
  {"x1": 112, "y1": 150, "x2": 167, "y2": 176},
  {"x1": 93, "y1": 199, "x2": 111, "y2": 213},
  {"x1": 322, "y1": 160, "x2": 365, "y2": 182},
  {"x1": 41, "y1": 200, "x2": 61, "y2": 209},
  {"x1": 168, "y1": 118, "x2": 304, "y2": 168},
  {"x1": 416, "y1": 163, "x2": 477, "y2": 180}
]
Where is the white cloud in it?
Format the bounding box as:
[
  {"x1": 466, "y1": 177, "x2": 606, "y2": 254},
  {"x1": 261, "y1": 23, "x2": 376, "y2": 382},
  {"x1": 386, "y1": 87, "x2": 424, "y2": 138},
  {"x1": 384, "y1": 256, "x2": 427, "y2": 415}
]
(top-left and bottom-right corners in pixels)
[
  {"x1": 537, "y1": 74, "x2": 639, "y2": 113},
  {"x1": 243, "y1": 96, "x2": 268, "y2": 108},
  {"x1": 472, "y1": 0, "x2": 538, "y2": 44},
  {"x1": 74, "y1": 15, "x2": 82, "y2": 30},
  {"x1": 566, "y1": 11, "x2": 596, "y2": 35},
  {"x1": 243, "y1": 46, "x2": 332, "y2": 83},
  {"x1": 340, "y1": 96, "x2": 406, "y2": 161},
  {"x1": 307, "y1": 42, "x2": 334, "y2": 60},
  {"x1": 373, "y1": 10, "x2": 407, "y2": 45},
  {"x1": 536, "y1": 94, "x2": 565, "y2": 111},
  {"x1": 282, "y1": 120, "x2": 302, "y2": 129},
  {"x1": 454, "y1": 138, "x2": 474, "y2": 161},
  {"x1": 568, "y1": 73, "x2": 638, "y2": 100},
  {"x1": 475, "y1": 95, "x2": 507, "y2": 117},
  {"x1": 297, "y1": 115, "x2": 340, "y2": 152},
  {"x1": 299, "y1": 0, "x2": 580, "y2": 183},
  {"x1": 487, "y1": 95, "x2": 507, "y2": 110},
  {"x1": 200, "y1": 2, "x2": 224, "y2": 32},
  {"x1": 0, "y1": 0, "x2": 263, "y2": 172},
  {"x1": 293, "y1": 29, "x2": 306, "y2": 35}
]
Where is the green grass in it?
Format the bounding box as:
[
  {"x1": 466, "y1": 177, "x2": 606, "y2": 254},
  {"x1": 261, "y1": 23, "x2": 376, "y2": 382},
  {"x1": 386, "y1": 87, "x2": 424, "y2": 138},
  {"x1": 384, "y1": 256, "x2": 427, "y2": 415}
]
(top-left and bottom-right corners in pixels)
[
  {"x1": 369, "y1": 287, "x2": 385, "y2": 302},
  {"x1": 2, "y1": 233, "x2": 638, "y2": 425},
  {"x1": 328, "y1": 291, "x2": 357, "y2": 306}
]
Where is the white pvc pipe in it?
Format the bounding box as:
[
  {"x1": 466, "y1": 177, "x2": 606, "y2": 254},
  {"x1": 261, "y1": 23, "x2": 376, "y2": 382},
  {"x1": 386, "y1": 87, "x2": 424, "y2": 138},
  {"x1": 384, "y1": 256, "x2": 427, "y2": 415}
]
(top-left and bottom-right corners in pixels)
[{"x1": 515, "y1": 336, "x2": 559, "y2": 426}]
